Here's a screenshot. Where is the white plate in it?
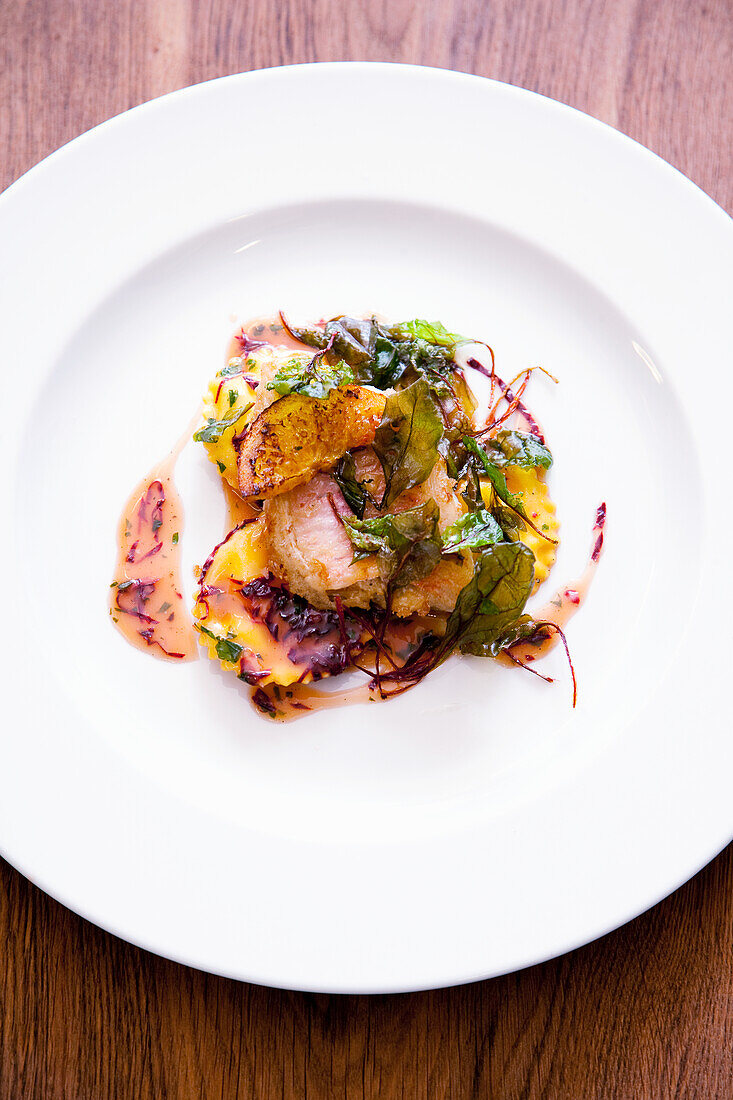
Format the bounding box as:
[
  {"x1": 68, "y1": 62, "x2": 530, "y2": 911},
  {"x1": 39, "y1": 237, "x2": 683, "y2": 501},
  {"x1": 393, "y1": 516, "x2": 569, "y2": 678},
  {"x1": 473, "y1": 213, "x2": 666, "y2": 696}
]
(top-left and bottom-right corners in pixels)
[{"x1": 1, "y1": 64, "x2": 731, "y2": 993}]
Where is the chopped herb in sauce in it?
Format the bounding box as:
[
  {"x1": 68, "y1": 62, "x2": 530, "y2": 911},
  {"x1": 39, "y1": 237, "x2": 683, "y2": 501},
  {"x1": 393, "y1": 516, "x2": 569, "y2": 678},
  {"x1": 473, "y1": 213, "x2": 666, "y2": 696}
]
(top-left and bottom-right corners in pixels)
[{"x1": 193, "y1": 404, "x2": 253, "y2": 444}]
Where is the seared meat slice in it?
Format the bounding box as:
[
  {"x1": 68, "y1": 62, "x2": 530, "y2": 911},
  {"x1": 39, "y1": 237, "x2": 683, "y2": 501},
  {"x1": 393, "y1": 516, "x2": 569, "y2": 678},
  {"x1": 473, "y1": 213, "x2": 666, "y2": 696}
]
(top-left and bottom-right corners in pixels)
[{"x1": 263, "y1": 449, "x2": 473, "y2": 616}]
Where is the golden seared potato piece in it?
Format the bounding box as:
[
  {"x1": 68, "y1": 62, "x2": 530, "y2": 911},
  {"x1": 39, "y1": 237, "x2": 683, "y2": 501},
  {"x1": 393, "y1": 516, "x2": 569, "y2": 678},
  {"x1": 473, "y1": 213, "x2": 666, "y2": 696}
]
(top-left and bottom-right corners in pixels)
[
  {"x1": 238, "y1": 384, "x2": 387, "y2": 500},
  {"x1": 197, "y1": 345, "x2": 313, "y2": 489},
  {"x1": 482, "y1": 466, "x2": 559, "y2": 591}
]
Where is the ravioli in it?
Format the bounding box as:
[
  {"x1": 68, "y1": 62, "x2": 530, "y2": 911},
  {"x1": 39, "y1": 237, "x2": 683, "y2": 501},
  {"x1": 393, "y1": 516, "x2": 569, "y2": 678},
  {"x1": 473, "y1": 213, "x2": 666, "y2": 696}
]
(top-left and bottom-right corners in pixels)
[
  {"x1": 197, "y1": 344, "x2": 313, "y2": 488},
  {"x1": 504, "y1": 466, "x2": 559, "y2": 589},
  {"x1": 193, "y1": 516, "x2": 363, "y2": 686}
]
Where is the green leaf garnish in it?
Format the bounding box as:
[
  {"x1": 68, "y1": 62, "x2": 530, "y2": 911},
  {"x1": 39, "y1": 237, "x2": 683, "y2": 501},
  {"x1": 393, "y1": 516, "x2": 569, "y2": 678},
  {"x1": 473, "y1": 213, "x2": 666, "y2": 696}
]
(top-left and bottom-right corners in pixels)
[
  {"x1": 333, "y1": 452, "x2": 369, "y2": 520},
  {"x1": 286, "y1": 316, "x2": 376, "y2": 367},
  {"x1": 441, "y1": 507, "x2": 504, "y2": 552},
  {"x1": 481, "y1": 430, "x2": 552, "y2": 470},
  {"x1": 217, "y1": 356, "x2": 245, "y2": 378},
  {"x1": 283, "y1": 314, "x2": 463, "y2": 392},
  {"x1": 486, "y1": 615, "x2": 546, "y2": 657},
  {"x1": 449, "y1": 542, "x2": 536, "y2": 657},
  {"x1": 464, "y1": 437, "x2": 526, "y2": 514},
  {"x1": 172, "y1": 532, "x2": 179, "y2": 544},
  {"x1": 390, "y1": 319, "x2": 465, "y2": 350},
  {"x1": 369, "y1": 540, "x2": 536, "y2": 694},
  {"x1": 198, "y1": 624, "x2": 243, "y2": 664},
  {"x1": 373, "y1": 379, "x2": 443, "y2": 508},
  {"x1": 341, "y1": 500, "x2": 442, "y2": 588},
  {"x1": 267, "y1": 354, "x2": 354, "y2": 399},
  {"x1": 464, "y1": 436, "x2": 558, "y2": 544},
  {"x1": 228, "y1": 389, "x2": 237, "y2": 407},
  {"x1": 193, "y1": 403, "x2": 252, "y2": 443}
]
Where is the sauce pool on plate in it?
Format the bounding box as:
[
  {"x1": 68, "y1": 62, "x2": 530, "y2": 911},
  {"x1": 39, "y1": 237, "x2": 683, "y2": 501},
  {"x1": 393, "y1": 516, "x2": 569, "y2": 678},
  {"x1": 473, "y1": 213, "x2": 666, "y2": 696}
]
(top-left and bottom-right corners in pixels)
[{"x1": 110, "y1": 438, "x2": 198, "y2": 662}]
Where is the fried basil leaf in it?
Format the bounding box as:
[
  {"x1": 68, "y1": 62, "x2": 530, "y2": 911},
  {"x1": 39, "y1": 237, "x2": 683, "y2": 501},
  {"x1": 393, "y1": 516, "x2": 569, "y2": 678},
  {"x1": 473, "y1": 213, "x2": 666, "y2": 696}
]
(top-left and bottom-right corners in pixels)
[
  {"x1": 487, "y1": 615, "x2": 550, "y2": 657},
  {"x1": 482, "y1": 429, "x2": 552, "y2": 470},
  {"x1": 285, "y1": 315, "x2": 463, "y2": 392},
  {"x1": 373, "y1": 380, "x2": 443, "y2": 508},
  {"x1": 491, "y1": 504, "x2": 527, "y2": 540},
  {"x1": 267, "y1": 353, "x2": 354, "y2": 399},
  {"x1": 390, "y1": 318, "x2": 465, "y2": 350},
  {"x1": 448, "y1": 542, "x2": 536, "y2": 656},
  {"x1": 463, "y1": 437, "x2": 527, "y2": 515},
  {"x1": 371, "y1": 334, "x2": 409, "y2": 388},
  {"x1": 333, "y1": 452, "x2": 369, "y2": 520},
  {"x1": 341, "y1": 499, "x2": 442, "y2": 588},
  {"x1": 441, "y1": 507, "x2": 504, "y2": 552},
  {"x1": 287, "y1": 316, "x2": 376, "y2": 367},
  {"x1": 193, "y1": 404, "x2": 253, "y2": 443}
]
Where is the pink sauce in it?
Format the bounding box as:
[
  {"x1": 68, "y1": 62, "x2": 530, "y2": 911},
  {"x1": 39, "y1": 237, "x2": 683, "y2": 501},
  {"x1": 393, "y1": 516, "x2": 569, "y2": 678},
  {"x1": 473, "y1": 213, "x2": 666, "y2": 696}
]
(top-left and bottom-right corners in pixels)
[
  {"x1": 222, "y1": 480, "x2": 260, "y2": 530},
  {"x1": 253, "y1": 682, "x2": 378, "y2": 722},
  {"x1": 228, "y1": 315, "x2": 311, "y2": 358},
  {"x1": 251, "y1": 613, "x2": 444, "y2": 720},
  {"x1": 110, "y1": 430, "x2": 198, "y2": 662},
  {"x1": 110, "y1": 317, "x2": 309, "y2": 665}
]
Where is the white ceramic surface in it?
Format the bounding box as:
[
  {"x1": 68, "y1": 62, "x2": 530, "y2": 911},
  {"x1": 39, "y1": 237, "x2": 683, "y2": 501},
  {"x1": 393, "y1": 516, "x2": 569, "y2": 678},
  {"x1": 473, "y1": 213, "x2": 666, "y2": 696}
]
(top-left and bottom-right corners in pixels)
[{"x1": 1, "y1": 64, "x2": 731, "y2": 993}]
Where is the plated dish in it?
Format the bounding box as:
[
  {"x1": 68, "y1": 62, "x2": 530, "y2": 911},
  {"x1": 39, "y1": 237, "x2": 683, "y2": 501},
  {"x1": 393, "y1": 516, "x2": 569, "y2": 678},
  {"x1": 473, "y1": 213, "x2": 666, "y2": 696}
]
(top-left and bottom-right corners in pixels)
[
  {"x1": 111, "y1": 313, "x2": 605, "y2": 718},
  {"x1": 1, "y1": 65, "x2": 731, "y2": 993}
]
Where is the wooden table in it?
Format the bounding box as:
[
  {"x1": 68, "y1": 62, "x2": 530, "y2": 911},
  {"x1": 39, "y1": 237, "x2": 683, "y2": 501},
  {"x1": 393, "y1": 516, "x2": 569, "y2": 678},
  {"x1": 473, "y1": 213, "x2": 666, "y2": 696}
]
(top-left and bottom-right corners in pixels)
[{"x1": 1, "y1": 2, "x2": 731, "y2": 1096}]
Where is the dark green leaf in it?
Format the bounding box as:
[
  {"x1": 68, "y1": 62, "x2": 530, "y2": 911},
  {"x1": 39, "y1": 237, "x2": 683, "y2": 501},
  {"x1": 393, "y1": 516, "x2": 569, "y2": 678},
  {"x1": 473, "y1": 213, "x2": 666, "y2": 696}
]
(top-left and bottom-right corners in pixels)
[
  {"x1": 441, "y1": 507, "x2": 504, "y2": 552},
  {"x1": 482, "y1": 429, "x2": 552, "y2": 470},
  {"x1": 491, "y1": 505, "x2": 527, "y2": 539},
  {"x1": 333, "y1": 453, "x2": 368, "y2": 520},
  {"x1": 373, "y1": 380, "x2": 443, "y2": 508},
  {"x1": 486, "y1": 615, "x2": 550, "y2": 657},
  {"x1": 341, "y1": 499, "x2": 442, "y2": 588},
  {"x1": 267, "y1": 353, "x2": 354, "y2": 399},
  {"x1": 463, "y1": 437, "x2": 527, "y2": 515},
  {"x1": 371, "y1": 334, "x2": 408, "y2": 389},
  {"x1": 286, "y1": 316, "x2": 376, "y2": 366},
  {"x1": 228, "y1": 389, "x2": 237, "y2": 407},
  {"x1": 390, "y1": 318, "x2": 465, "y2": 350},
  {"x1": 216, "y1": 461, "x2": 226, "y2": 474},
  {"x1": 465, "y1": 437, "x2": 558, "y2": 546},
  {"x1": 366, "y1": 541, "x2": 536, "y2": 693},
  {"x1": 285, "y1": 315, "x2": 461, "y2": 391},
  {"x1": 448, "y1": 542, "x2": 536, "y2": 656},
  {"x1": 193, "y1": 404, "x2": 252, "y2": 443}
]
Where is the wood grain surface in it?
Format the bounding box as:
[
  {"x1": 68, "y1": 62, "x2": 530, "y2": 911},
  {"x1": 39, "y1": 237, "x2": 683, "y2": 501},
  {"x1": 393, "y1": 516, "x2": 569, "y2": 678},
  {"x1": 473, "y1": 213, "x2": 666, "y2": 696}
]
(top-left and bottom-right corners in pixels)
[{"x1": 1, "y1": 1, "x2": 731, "y2": 1097}]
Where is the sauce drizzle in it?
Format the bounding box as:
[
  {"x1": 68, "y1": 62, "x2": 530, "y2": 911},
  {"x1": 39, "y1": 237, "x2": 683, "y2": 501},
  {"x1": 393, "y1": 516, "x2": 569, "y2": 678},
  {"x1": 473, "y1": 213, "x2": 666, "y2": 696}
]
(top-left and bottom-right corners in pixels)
[{"x1": 110, "y1": 427, "x2": 199, "y2": 662}]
